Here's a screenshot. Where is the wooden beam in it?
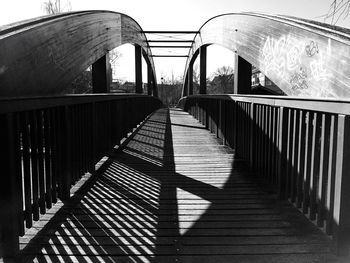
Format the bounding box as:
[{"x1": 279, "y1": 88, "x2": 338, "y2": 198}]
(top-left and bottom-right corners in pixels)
[{"x1": 135, "y1": 45, "x2": 143, "y2": 94}]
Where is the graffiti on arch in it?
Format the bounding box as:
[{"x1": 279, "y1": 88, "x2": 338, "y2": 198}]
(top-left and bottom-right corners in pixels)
[{"x1": 261, "y1": 35, "x2": 331, "y2": 94}]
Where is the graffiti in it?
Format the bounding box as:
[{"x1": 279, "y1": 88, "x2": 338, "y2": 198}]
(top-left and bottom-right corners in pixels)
[
  {"x1": 262, "y1": 35, "x2": 304, "y2": 80},
  {"x1": 290, "y1": 67, "x2": 308, "y2": 92},
  {"x1": 261, "y1": 35, "x2": 332, "y2": 92},
  {"x1": 310, "y1": 53, "x2": 331, "y2": 81},
  {"x1": 305, "y1": 41, "x2": 319, "y2": 57},
  {"x1": 287, "y1": 45, "x2": 302, "y2": 71}
]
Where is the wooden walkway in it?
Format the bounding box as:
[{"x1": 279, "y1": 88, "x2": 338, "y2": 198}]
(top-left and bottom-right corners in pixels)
[{"x1": 20, "y1": 108, "x2": 341, "y2": 263}]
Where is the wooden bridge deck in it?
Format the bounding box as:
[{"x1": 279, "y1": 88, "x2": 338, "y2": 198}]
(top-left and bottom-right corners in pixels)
[{"x1": 20, "y1": 108, "x2": 340, "y2": 263}]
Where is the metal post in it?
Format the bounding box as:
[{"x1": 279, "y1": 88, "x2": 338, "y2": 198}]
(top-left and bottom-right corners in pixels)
[
  {"x1": 92, "y1": 54, "x2": 111, "y2": 93},
  {"x1": 147, "y1": 63, "x2": 153, "y2": 96},
  {"x1": 333, "y1": 114, "x2": 350, "y2": 255},
  {"x1": 135, "y1": 45, "x2": 143, "y2": 94},
  {"x1": 199, "y1": 46, "x2": 207, "y2": 94},
  {"x1": 234, "y1": 54, "x2": 252, "y2": 94},
  {"x1": 188, "y1": 64, "x2": 194, "y2": 95},
  {"x1": 0, "y1": 113, "x2": 20, "y2": 260},
  {"x1": 152, "y1": 74, "x2": 158, "y2": 97}
]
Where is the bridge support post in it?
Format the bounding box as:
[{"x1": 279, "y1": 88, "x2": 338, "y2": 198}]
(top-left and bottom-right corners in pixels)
[
  {"x1": 333, "y1": 114, "x2": 350, "y2": 255},
  {"x1": 199, "y1": 46, "x2": 207, "y2": 94},
  {"x1": 135, "y1": 45, "x2": 143, "y2": 94},
  {"x1": 188, "y1": 63, "x2": 194, "y2": 95},
  {"x1": 147, "y1": 63, "x2": 153, "y2": 96},
  {"x1": 152, "y1": 78, "x2": 158, "y2": 97},
  {"x1": 0, "y1": 113, "x2": 20, "y2": 260},
  {"x1": 234, "y1": 54, "x2": 252, "y2": 94},
  {"x1": 92, "y1": 54, "x2": 111, "y2": 93}
]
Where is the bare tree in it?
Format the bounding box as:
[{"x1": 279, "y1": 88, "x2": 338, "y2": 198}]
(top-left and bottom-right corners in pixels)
[
  {"x1": 324, "y1": 0, "x2": 350, "y2": 24},
  {"x1": 109, "y1": 49, "x2": 122, "y2": 81},
  {"x1": 210, "y1": 66, "x2": 234, "y2": 94},
  {"x1": 43, "y1": 0, "x2": 71, "y2": 15}
]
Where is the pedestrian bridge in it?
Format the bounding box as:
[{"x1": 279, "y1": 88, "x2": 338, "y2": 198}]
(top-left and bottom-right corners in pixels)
[{"x1": 1, "y1": 11, "x2": 350, "y2": 263}]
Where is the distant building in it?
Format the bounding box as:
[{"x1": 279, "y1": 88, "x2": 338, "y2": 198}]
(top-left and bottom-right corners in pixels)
[{"x1": 251, "y1": 67, "x2": 285, "y2": 95}]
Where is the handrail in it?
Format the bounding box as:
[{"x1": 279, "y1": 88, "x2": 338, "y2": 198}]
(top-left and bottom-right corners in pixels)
[
  {"x1": 0, "y1": 94, "x2": 163, "y2": 261},
  {"x1": 0, "y1": 93, "x2": 157, "y2": 114},
  {"x1": 179, "y1": 94, "x2": 350, "y2": 115},
  {"x1": 179, "y1": 94, "x2": 350, "y2": 256},
  {"x1": 182, "y1": 13, "x2": 350, "y2": 98}
]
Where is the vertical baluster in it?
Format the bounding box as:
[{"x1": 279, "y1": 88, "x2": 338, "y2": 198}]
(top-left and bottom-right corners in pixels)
[
  {"x1": 60, "y1": 106, "x2": 73, "y2": 200},
  {"x1": 37, "y1": 110, "x2": 45, "y2": 214},
  {"x1": 309, "y1": 112, "x2": 321, "y2": 220},
  {"x1": 29, "y1": 111, "x2": 39, "y2": 221},
  {"x1": 285, "y1": 109, "x2": 293, "y2": 200},
  {"x1": 50, "y1": 108, "x2": 57, "y2": 204},
  {"x1": 326, "y1": 115, "x2": 337, "y2": 234},
  {"x1": 249, "y1": 103, "x2": 255, "y2": 169},
  {"x1": 296, "y1": 110, "x2": 306, "y2": 208},
  {"x1": 277, "y1": 107, "x2": 288, "y2": 199},
  {"x1": 290, "y1": 109, "x2": 299, "y2": 203},
  {"x1": 20, "y1": 112, "x2": 32, "y2": 228},
  {"x1": 302, "y1": 111, "x2": 312, "y2": 214},
  {"x1": 44, "y1": 109, "x2": 52, "y2": 209},
  {"x1": 261, "y1": 105, "x2": 266, "y2": 179},
  {"x1": 267, "y1": 106, "x2": 272, "y2": 183},
  {"x1": 317, "y1": 114, "x2": 330, "y2": 227},
  {"x1": 271, "y1": 107, "x2": 277, "y2": 183}
]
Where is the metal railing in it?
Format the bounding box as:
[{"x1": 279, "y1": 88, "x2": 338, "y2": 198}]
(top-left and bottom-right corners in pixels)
[
  {"x1": 179, "y1": 94, "x2": 350, "y2": 256},
  {"x1": 0, "y1": 94, "x2": 162, "y2": 260}
]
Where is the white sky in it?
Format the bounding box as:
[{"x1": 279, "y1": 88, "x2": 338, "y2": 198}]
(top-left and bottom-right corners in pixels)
[{"x1": 1, "y1": 0, "x2": 348, "y2": 83}]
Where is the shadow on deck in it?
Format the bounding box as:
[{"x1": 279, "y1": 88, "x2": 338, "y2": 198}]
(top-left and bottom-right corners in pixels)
[{"x1": 20, "y1": 108, "x2": 340, "y2": 263}]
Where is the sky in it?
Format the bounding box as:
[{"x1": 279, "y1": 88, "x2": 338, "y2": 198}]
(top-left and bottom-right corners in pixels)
[{"x1": 0, "y1": 0, "x2": 348, "y2": 83}]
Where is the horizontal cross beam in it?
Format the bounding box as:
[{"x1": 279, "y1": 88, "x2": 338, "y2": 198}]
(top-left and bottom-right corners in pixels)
[
  {"x1": 147, "y1": 40, "x2": 194, "y2": 43},
  {"x1": 142, "y1": 31, "x2": 199, "y2": 34},
  {"x1": 149, "y1": 45, "x2": 192, "y2": 48},
  {"x1": 151, "y1": 55, "x2": 189, "y2": 57}
]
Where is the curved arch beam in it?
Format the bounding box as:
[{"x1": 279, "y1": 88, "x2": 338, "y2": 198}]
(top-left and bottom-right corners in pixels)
[
  {"x1": 183, "y1": 13, "x2": 350, "y2": 98},
  {"x1": 0, "y1": 11, "x2": 156, "y2": 96}
]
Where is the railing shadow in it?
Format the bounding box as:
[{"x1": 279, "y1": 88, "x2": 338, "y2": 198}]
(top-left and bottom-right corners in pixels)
[{"x1": 20, "y1": 107, "x2": 340, "y2": 263}]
